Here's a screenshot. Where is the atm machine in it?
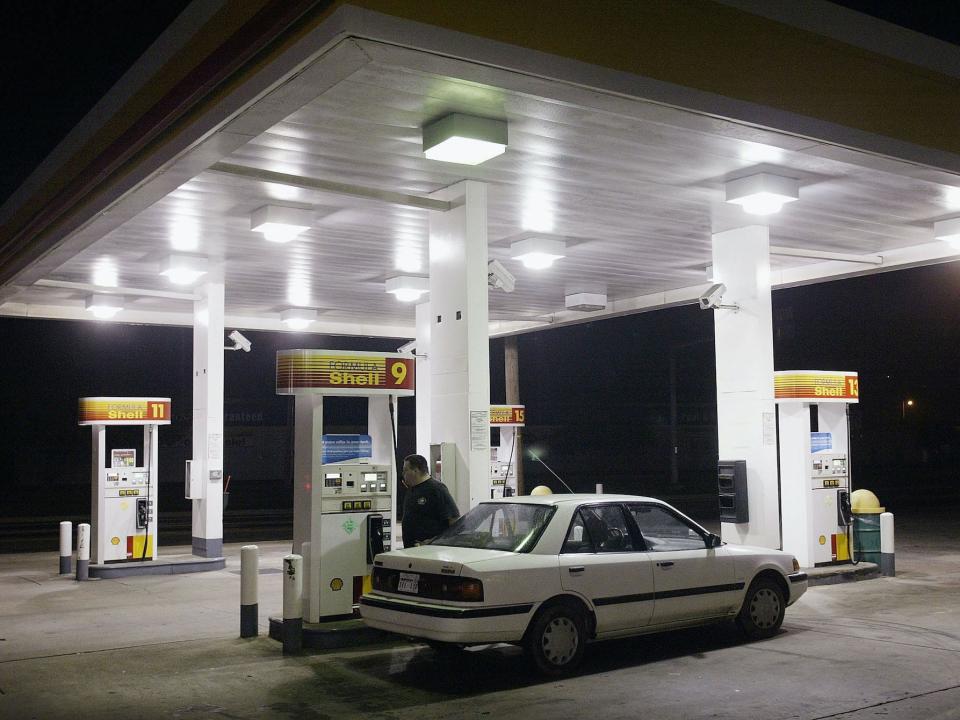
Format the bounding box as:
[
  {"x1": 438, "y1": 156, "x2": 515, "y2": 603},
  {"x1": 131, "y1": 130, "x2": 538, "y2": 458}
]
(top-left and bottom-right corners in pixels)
[
  {"x1": 276, "y1": 349, "x2": 414, "y2": 621},
  {"x1": 775, "y1": 371, "x2": 858, "y2": 567},
  {"x1": 78, "y1": 397, "x2": 170, "y2": 564}
]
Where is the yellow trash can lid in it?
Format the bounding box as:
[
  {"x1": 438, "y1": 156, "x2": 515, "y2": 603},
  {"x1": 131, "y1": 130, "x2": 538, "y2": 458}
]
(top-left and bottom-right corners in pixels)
[{"x1": 851, "y1": 488, "x2": 884, "y2": 513}]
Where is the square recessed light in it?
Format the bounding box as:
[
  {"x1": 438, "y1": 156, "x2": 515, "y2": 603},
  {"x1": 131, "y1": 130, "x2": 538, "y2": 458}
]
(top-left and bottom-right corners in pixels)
[{"x1": 422, "y1": 114, "x2": 507, "y2": 165}]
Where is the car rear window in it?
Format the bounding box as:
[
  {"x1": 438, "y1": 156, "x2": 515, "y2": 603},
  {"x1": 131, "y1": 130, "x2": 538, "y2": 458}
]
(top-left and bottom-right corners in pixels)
[{"x1": 429, "y1": 503, "x2": 556, "y2": 553}]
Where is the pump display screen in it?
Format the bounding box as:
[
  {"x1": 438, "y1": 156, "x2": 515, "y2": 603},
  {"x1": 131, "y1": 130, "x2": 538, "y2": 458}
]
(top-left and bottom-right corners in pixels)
[
  {"x1": 363, "y1": 473, "x2": 381, "y2": 483},
  {"x1": 324, "y1": 474, "x2": 343, "y2": 488}
]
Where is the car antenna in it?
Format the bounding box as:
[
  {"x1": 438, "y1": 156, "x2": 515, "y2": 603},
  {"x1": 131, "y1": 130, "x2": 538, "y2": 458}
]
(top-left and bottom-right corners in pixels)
[{"x1": 528, "y1": 451, "x2": 576, "y2": 493}]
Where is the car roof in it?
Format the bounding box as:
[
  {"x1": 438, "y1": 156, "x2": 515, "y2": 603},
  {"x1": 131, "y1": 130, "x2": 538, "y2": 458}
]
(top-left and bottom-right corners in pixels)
[{"x1": 478, "y1": 494, "x2": 663, "y2": 507}]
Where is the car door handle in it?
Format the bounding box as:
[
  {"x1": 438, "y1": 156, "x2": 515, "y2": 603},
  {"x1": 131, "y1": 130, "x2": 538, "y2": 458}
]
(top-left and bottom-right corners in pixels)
[
  {"x1": 657, "y1": 561, "x2": 675, "y2": 568},
  {"x1": 568, "y1": 566, "x2": 585, "y2": 574}
]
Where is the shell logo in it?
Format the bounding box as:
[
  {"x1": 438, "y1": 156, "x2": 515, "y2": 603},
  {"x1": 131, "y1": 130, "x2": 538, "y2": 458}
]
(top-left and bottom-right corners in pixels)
[
  {"x1": 330, "y1": 578, "x2": 344, "y2": 591},
  {"x1": 818, "y1": 535, "x2": 826, "y2": 545},
  {"x1": 111, "y1": 536, "x2": 121, "y2": 545}
]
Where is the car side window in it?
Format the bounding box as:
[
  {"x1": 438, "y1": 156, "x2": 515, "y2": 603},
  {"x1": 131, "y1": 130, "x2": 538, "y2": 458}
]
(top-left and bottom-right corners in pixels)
[
  {"x1": 629, "y1": 504, "x2": 706, "y2": 552},
  {"x1": 563, "y1": 505, "x2": 639, "y2": 554},
  {"x1": 562, "y1": 510, "x2": 595, "y2": 554}
]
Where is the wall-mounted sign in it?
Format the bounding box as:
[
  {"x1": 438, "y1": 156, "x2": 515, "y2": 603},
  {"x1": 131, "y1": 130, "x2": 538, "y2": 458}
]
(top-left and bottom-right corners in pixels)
[
  {"x1": 490, "y1": 405, "x2": 525, "y2": 426},
  {"x1": 78, "y1": 397, "x2": 172, "y2": 425},
  {"x1": 276, "y1": 350, "x2": 415, "y2": 396},
  {"x1": 774, "y1": 371, "x2": 858, "y2": 403}
]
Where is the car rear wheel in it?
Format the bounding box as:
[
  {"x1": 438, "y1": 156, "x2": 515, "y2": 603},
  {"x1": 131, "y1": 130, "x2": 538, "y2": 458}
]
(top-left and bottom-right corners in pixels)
[
  {"x1": 737, "y1": 576, "x2": 785, "y2": 639},
  {"x1": 523, "y1": 603, "x2": 587, "y2": 676}
]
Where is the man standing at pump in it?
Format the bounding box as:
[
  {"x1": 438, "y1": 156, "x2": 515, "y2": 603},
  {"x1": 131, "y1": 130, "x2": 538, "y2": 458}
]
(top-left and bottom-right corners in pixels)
[{"x1": 400, "y1": 454, "x2": 460, "y2": 547}]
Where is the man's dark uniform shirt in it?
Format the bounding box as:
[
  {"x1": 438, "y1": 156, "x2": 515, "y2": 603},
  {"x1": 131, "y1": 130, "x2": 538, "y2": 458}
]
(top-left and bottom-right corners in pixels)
[{"x1": 402, "y1": 477, "x2": 459, "y2": 547}]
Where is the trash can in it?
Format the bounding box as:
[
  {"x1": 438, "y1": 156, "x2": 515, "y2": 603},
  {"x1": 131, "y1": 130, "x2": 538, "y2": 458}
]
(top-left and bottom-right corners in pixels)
[{"x1": 851, "y1": 489, "x2": 884, "y2": 564}]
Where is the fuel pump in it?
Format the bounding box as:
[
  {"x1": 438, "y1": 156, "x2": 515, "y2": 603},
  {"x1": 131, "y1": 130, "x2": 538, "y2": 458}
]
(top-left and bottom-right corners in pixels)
[
  {"x1": 276, "y1": 349, "x2": 414, "y2": 622},
  {"x1": 79, "y1": 397, "x2": 170, "y2": 564},
  {"x1": 775, "y1": 371, "x2": 859, "y2": 568},
  {"x1": 489, "y1": 405, "x2": 524, "y2": 499}
]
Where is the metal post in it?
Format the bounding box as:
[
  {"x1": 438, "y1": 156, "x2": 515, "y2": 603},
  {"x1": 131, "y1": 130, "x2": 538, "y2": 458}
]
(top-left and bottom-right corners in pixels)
[
  {"x1": 282, "y1": 553, "x2": 303, "y2": 654},
  {"x1": 880, "y1": 512, "x2": 895, "y2": 576},
  {"x1": 76, "y1": 523, "x2": 90, "y2": 581},
  {"x1": 240, "y1": 545, "x2": 259, "y2": 638},
  {"x1": 595, "y1": 483, "x2": 604, "y2": 494},
  {"x1": 59, "y1": 521, "x2": 73, "y2": 575}
]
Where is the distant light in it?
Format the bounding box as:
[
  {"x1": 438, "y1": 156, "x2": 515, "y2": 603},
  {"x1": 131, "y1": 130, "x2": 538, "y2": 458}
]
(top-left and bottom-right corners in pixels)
[
  {"x1": 510, "y1": 237, "x2": 566, "y2": 270},
  {"x1": 725, "y1": 173, "x2": 799, "y2": 215},
  {"x1": 159, "y1": 254, "x2": 208, "y2": 285},
  {"x1": 385, "y1": 276, "x2": 429, "y2": 302},
  {"x1": 281, "y1": 308, "x2": 317, "y2": 331},
  {"x1": 906, "y1": 399, "x2": 914, "y2": 407},
  {"x1": 250, "y1": 205, "x2": 312, "y2": 243},
  {"x1": 934, "y1": 217, "x2": 960, "y2": 245},
  {"x1": 85, "y1": 294, "x2": 123, "y2": 320},
  {"x1": 422, "y1": 113, "x2": 507, "y2": 165}
]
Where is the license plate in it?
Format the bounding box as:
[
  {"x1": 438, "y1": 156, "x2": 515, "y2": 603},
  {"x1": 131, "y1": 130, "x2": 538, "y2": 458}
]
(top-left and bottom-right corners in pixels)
[{"x1": 397, "y1": 572, "x2": 419, "y2": 594}]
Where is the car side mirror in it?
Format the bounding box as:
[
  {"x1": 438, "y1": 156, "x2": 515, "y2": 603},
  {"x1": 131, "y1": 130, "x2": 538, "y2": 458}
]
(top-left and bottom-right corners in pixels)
[{"x1": 705, "y1": 533, "x2": 722, "y2": 549}]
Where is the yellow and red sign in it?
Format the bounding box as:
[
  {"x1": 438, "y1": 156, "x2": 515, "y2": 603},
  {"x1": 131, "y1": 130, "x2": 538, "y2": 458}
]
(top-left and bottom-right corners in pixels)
[
  {"x1": 774, "y1": 371, "x2": 858, "y2": 403},
  {"x1": 490, "y1": 405, "x2": 525, "y2": 426},
  {"x1": 78, "y1": 397, "x2": 172, "y2": 425},
  {"x1": 276, "y1": 350, "x2": 415, "y2": 396}
]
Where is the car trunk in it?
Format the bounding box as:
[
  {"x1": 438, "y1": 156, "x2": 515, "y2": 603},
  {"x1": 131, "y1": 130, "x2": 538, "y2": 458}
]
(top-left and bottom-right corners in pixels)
[{"x1": 372, "y1": 546, "x2": 508, "y2": 604}]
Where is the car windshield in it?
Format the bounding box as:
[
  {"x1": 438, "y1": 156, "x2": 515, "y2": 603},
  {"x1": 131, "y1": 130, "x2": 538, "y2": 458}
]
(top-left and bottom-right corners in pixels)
[{"x1": 429, "y1": 503, "x2": 556, "y2": 553}]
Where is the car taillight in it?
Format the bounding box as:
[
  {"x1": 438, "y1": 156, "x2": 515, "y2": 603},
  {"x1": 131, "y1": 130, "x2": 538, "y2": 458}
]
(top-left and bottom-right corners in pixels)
[
  {"x1": 442, "y1": 577, "x2": 484, "y2": 602},
  {"x1": 372, "y1": 567, "x2": 385, "y2": 590},
  {"x1": 792, "y1": 558, "x2": 800, "y2": 572}
]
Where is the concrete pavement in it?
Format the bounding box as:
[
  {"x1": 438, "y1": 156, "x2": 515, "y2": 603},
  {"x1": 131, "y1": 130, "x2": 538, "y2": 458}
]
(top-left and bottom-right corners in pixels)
[{"x1": 1, "y1": 512, "x2": 959, "y2": 719}]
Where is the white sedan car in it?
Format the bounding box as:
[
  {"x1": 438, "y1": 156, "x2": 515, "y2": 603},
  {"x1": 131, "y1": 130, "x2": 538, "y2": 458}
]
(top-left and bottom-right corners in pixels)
[{"x1": 360, "y1": 494, "x2": 808, "y2": 675}]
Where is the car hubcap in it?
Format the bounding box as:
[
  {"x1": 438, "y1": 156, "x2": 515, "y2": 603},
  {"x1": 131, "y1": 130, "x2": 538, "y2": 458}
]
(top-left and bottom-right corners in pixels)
[
  {"x1": 541, "y1": 617, "x2": 579, "y2": 665},
  {"x1": 750, "y1": 588, "x2": 781, "y2": 628}
]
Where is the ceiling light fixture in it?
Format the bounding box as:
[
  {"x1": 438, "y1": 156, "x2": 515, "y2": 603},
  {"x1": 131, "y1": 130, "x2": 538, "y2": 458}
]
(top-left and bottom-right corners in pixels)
[
  {"x1": 934, "y1": 217, "x2": 960, "y2": 245},
  {"x1": 250, "y1": 205, "x2": 312, "y2": 243},
  {"x1": 85, "y1": 294, "x2": 123, "y2": 320},
  {"x1": 422, "y1": 113, "x2": 507, "y2": 165},
  {"x1": 385, "y1": 276, "x2": 429, "y2": 302},
  {"x1": 280, "y1": 308, "x2": 317, "y2": 331},
  {"x1": 510, "y1": 237, "x2": 566, "y2": 270},
  {"x1": 725, "y1": 173, "x2": 799, "y2": 215},
  {"x1": 565, "y1": 292, "x2": 607, "y2": 312},
  {"x1": 159, "y1": 254, "x2": 208, "y2": 285}
]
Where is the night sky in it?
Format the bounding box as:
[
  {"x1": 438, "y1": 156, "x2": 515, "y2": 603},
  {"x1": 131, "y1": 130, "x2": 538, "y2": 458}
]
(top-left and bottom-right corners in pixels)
[{"x1": 2, "y1": 4, "x2": 960, "y2": 534}]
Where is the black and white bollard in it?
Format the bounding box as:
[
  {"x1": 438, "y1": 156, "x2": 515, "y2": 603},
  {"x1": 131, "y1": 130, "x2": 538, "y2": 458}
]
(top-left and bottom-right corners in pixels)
[
  {"x1": 880, "y1": 512, "x2": 895, "y2": 577},
  {"x1": 240, "y1": 545, "x2": 259, "y2": 638},
  {"x1": 76, "y1": 523, "x2": 90, "y2": 581},
  {"x1": 59, "y1": 521, "x2": 73, "y2": 575},
  {"x1": 282, "y1": 553, "x2": 303, "y2": 655}
]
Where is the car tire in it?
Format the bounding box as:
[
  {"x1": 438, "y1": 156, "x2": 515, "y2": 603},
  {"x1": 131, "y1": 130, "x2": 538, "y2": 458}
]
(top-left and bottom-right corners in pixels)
[
  {"x1": 523, "y1": 603, "x2": 587, "y2": 676},
  {"x1": 737, "y1": 576, "x2": 786, "y2": 639}
]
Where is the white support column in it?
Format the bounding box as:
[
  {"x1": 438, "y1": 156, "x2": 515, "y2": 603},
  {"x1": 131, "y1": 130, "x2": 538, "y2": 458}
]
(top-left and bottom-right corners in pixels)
[
  {"x1": 292, "y1": 394, "x2": 322, "y2": 555},
  {"x1": 712, "y1": 226, "x2": 780, "y2": 549},
  {"x1": 415, "y1": 300, "x2": 432, "y2": 461},
  {"x1": 192, "y1": 282, "x2": 225, "y2": 557},
  {"x1": 90, "y1": 424, "x2": 105, "y2": 564},
  {"x1": 428, "y1": 180, "x2": 491, "y2": 513}
]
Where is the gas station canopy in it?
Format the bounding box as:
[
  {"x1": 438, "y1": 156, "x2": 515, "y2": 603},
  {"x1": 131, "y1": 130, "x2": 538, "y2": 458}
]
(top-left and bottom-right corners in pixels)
[{"x1": 2, "y1": 2, "x2": 960, "y2": 337}]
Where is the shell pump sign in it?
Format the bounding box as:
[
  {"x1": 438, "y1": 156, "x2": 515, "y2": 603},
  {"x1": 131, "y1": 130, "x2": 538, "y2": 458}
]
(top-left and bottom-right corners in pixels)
[
  {"x1": 774, "y1": 371, "x2": 858, "y2": 403},
  {"x1": 78, "y1": 397, "x2": 172, "y2": 425},
  {"x1": 276, "y1": 349, "x2": 414, "y2": 396}
]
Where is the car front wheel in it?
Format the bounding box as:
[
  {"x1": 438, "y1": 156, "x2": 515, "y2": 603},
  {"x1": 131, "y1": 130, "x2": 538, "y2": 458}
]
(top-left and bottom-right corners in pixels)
[
  {"x1": 737, "y1": 576, "x2": 785, "y2": 639},
  {"x1": 523, "y1": 603, "x2": 587, "y2": 676}
]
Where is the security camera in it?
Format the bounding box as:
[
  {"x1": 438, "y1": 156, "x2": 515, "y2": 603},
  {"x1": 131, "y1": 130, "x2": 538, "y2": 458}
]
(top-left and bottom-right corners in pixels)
[
  {"x1": 698, "y1": 283, "x2": 739, "y2": 312},
  {"x1": 226, "y1": 330, "x2": 252, "y2": 352},
  {"x1": 488, "y1": 259, "x2": 516, "y2": 293}
]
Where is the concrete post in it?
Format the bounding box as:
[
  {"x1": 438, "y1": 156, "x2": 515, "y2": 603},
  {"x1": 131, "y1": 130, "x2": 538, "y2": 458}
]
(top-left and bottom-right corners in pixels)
[
  {"x1": 59, "y1": 521, "x2": 72, "y2": 574},
  {"x1": 880, "y1": 512, "x2": 895, "y2": 576},
  {"x1": 595, "y1": 484, "x2": 604, "y2": 494},
  {"x1": 282, "y1": 554, "x2": 303, "y2": 655},
  {"x1": 76, "y1": 523, "x2": 90, "y2": 581},
  {"x1": 191, "y1": 282, "x2": 225, "y2": 558},
  {"x1": 240, "y1": 545, "x2": 259, "y2": 638},
  {"x1": 415, "y1": 301, "x2": 432, "y2": 461},
  {"x1": 712, "y1": 226, "x2": 779, "y2": 549},
  {"x1": 428, "y1": 180, "x2": 491, "y2": 513}
]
